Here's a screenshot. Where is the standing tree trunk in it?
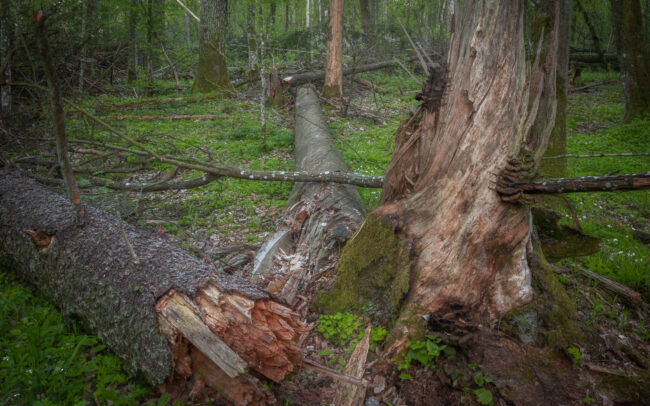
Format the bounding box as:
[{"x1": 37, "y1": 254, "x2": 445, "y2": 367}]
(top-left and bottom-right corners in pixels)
[
  {"x1": 320, "y1": 0, "x2": 563, "y2": 345},
  {"x1": 127, "y1": 0, "x2": 138, "y2": 83},
  {"x1": 0, "y1": 0, "x2": 11, "y2": 116},
  {"x1": 247, "y1": 2, "x2": 259, "y2": 81},
  {"x1": 359, "y1": 0, "x2": 373, "y2": 37},
  {"x1": 306, "y1": 0, "x2": 310, "y2": 28},
  {"x1": 323, "y1": 0, "x2": 343, "y2": 98},
  {"x1": 192, "y1": 0, "x2": 234, "y2": 94},
  {"x1": 541, "y1": 0, "x2": 572, "y2": 177},
  {"x1": 610, "y1": 0, "x2": 650, "y2": 121}
]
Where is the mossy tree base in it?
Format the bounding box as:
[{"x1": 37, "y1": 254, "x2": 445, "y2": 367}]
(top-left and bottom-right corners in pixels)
[
  {"x1": 322, "y1": 84, "x2": 341, "y2": 99},
  {"x1": 316, "y1": 214, "x2": 411, "y2": 321}
]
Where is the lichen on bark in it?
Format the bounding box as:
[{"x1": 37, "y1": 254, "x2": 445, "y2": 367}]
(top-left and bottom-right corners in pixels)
[{"x1": 316, "y1": 214, "x2": 411, "y2": 320}]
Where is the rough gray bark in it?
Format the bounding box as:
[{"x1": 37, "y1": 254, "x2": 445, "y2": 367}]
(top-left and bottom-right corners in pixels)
[
  {"x1": 0, "y1": 173, "x2": 304, "y2": 403},
  {"x1": 251, "y1": 85, "x2": 366, "y2": 306}
]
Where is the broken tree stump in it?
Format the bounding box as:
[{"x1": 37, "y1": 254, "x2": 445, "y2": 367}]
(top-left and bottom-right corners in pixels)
[
  {"x1": 0, "y1": 172, "x2": 304, "y2": 405},
  {"x1": 251, "y1": 85, "x2": 366, "y2": 306}
]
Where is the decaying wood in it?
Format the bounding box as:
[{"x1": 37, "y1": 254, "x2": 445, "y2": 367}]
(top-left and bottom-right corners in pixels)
[
  {"x1": 0, "y1": 172, "x2": 304, "y2": 403},
  {"x1": 332, "y1": 326, "x2": 371, "y2": 406},
  {"x1": 251, "y1": 85, "x2": 366, "y2": 306}
]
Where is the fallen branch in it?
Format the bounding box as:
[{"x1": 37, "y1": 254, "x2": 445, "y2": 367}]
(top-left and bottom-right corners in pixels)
[
  {"x1": 510, "y1": 173, "x2": 650, "y2": 195},
  {"x1": 173, "y1": 0, "x2": 200, "y2": 22}
]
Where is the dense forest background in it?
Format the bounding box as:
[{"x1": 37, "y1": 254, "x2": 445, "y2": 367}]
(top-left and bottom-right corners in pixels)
[{"x1": 1, "y1": 1, "x2": 649, "y2": 405}]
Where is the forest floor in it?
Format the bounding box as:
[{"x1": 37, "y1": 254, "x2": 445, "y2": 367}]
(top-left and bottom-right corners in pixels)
[{"x1": 1, "y1": 68, "x2": 648, "y2": 405}]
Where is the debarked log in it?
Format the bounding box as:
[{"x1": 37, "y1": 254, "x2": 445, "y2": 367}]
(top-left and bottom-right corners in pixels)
[
  {"x1": 251, "y1": 85, "x2": 366, "y2": 306},
  {"x1": 0, "y1": 172, "x2": 305, "y2": 405}
]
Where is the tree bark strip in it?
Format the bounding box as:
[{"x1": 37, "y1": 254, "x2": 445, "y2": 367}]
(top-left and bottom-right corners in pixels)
[
  {"x1": 0, "y1": 172, "x2": 304, "y2": 404},
  {"x1": 251, "y1": 85, "x2": 366, "y2": 306}
]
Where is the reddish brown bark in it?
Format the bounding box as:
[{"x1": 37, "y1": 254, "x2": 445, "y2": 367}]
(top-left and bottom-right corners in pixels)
[
  {"x1": 371, "y1": 0, "x2": 560, "y2": 336},
  {"x1": 323, "y1": 0, "x2": 343, "y2": 98}
]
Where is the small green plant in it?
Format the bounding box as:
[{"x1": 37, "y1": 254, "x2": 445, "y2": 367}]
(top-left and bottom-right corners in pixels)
[
  {"x1": 0, "y1": 272, "x2": 150, "y2": 404},
  {"x1": 473, "y1": 387, "x2": 494, "y2": 405},
  {"x1": 316, "y1": 313, "x2": 363, "y2": 347},
  {"x1": 567, "y1": 346, "x2": 583, "y2": 369},
  {"x1": 473, "y1": 372, "x2": 493, "y2": 387},
  {"x1": 369, "y1": 326, "x2": 387, "y2": 351},
  {"x1": 460, "y1": 372, "x2": 494, "y2": 405},
  {"x1": 398, "y1": 335, "x2": 446, "y2": 373},
  {"x1": 583, "y1": 397, "x2": 595, "y2": 404}
]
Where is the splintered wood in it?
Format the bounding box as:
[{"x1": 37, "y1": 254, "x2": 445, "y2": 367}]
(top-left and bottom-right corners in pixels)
[{"x1": 156, "y1": 285, "x2": 305, "y2": 385}]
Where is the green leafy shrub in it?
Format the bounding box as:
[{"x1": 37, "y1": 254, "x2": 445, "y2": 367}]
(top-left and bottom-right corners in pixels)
[
  {"x1": 316, "y1": 313, "x2": 363, "y2": 347},
  {"x1": 369, "y1": 326, "x2": 387, "y2": 351},
  {"x1": 0, "y1": 272, "x2": 149, "y2": 404},
  {"x1": 398, "y1": 335, "x2": 446, "y2": 372}
]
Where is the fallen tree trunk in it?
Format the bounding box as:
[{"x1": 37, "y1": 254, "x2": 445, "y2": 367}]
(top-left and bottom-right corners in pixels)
[
  {"x1": 0, "y1": 172, "x2": 305, "y2": 404},
  {"x1": 282, "y1": 56, "x2": 427, "y2": 87},
  {"x1": 251, "y1": 85, "x2": 366, "y2": 306}
]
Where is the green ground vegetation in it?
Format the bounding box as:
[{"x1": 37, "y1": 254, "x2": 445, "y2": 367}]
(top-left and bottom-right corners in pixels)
[{"x1": 3, "y1": 67, "x2": 648, "y2": 399}]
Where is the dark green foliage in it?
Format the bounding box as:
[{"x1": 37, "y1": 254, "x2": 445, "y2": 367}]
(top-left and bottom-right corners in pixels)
[{"x1": 0, "y1": 272, "x2": 149, "y2": 405}]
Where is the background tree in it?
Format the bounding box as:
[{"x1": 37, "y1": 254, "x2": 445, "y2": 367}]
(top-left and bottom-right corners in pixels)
[
  {"x1": 610, "y1": 0, "x2": 650, "y2": 120},
  {"x1": 541, "y1": 0, "x2": 572, "y2": 178},
  {"x1": 192, "y1": 0, "x2": 234, "y2": 94},
  {"x1": 0, "y1": 0, "x2": 11, "y2": 115},
  {"x1": 127, "y1": 0, "x2": 139, "y2": 83},
  {"x1": 323, "y1": 0, "x2": 343, "y2": 98}
]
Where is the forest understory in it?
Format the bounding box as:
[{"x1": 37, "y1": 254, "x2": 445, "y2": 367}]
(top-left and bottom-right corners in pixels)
[{"x1": 1, "y1": 62, "x2": 649, "y2": 405}]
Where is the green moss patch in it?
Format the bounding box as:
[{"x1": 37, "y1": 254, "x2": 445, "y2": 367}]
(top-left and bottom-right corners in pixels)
[
  {"x1": 316, "y1": 214, "x2": 412, "y2": 319},
  {"x1": 530, "y1": 241, "x2": 582, "y2": 348}
]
